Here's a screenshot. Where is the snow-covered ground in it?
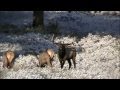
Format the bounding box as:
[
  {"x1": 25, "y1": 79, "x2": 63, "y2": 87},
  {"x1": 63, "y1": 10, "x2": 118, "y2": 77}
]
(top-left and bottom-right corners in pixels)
[
  {"x1": 0, "y1": 11, "x2": 120, "y2": 79},
  {"x1": 0, "y1": 33, "x2": 119, "y2": 79}
]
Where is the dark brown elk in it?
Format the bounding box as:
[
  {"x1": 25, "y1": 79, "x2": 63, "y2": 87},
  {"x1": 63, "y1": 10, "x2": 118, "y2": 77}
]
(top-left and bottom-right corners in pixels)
[
  {"x1": 37, "y1": 49, "x2": 55, "y2": 68},
  {"x1": 3, "y1": 50, "x2": 15, "y2": 69},
  {"x1": 55, "y1": 43, "x2": 76, "y2": 69}
]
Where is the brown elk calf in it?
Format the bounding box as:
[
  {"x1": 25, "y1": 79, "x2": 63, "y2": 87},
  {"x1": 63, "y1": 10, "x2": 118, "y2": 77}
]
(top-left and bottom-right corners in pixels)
[
  {"x1": 55, "y1": 43, "x2": 76, "y2": 69},
  {"x1": 37, "y1": 49, "x2": 55, "y2": 68},
  {"x1": 3, "y1": 50, "x2": 15, "y2": 69}
]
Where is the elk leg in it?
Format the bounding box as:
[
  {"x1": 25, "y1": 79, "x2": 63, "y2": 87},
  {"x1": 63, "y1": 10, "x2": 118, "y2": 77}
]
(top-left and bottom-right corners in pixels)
[
  {"x1": 9, "y1": 59, "x2": 15, "y2": 69},
  {"x1": 50, "y1": 60, "x2": 53, "y2": 67},
  {"x1": 47, "y1": 60, "x2": 52, "y2": 67},
  {"x1": 60, "y1": 61, "x2": 63, "y2": 69},
  {"x1": 39, "y1": 61, "x2": 42, "y2": 67},
  {"x1": 41, "y1": 64, "x2": 45, "y2": 68},
  {"x1": 59, "y1": 59, "x2": 63, "y2": 68},
  {"x1": 3, "y1": 59, "x2": 8, "y2": 68},
  {"x1": 67, "y1": 59, "x2": 71, "y2": 69},
  {"x1": 61, "y1": 56, "x2": 67, "y2": 69},
  {"x1": 61, "y1": 60, "x2": 66, "y2": 69},
  {"x1": 8, "y1": 62, "x2": 14, "y2": 69},
  {"x1": 72, "y1": 58, "x2": 76, "y2": 68},
  {"x1": 3, "y1": 61, "x2": 8, "y2": 68}
]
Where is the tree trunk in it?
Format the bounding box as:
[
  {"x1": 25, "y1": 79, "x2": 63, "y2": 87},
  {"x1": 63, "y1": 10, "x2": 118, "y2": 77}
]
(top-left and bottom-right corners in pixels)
[{"x1": 33, "y1": 11, "x2": 44, "y2": 29}]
